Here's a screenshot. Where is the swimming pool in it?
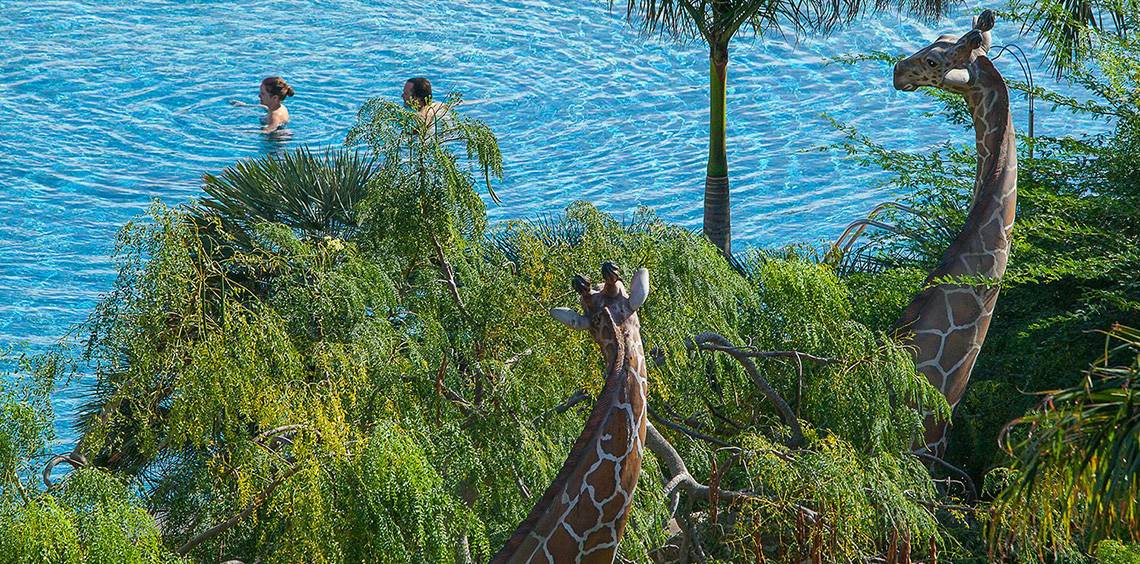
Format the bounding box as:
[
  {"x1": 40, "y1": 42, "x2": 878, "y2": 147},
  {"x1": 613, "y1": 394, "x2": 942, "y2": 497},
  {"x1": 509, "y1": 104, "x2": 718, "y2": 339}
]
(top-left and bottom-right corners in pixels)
[{"x1": 0, "y1": 1, "x2": 1104, "y2": 442}]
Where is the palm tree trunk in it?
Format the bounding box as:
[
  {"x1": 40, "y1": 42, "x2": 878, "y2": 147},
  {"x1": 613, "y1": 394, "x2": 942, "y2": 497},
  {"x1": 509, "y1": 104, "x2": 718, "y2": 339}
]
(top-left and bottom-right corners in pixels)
[{"x1": 704, "y1": 40, "x2": 731, "y2": 256}]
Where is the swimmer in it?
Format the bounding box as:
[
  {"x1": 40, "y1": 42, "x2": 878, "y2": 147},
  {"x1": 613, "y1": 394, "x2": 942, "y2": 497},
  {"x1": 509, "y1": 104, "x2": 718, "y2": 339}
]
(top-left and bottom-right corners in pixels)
[
  {"x1": 231, "y1": 76, "x2": 294, "y2": 133},
  {"x1": 402, "y1": 77, "x2": 449, "y2": 130}
]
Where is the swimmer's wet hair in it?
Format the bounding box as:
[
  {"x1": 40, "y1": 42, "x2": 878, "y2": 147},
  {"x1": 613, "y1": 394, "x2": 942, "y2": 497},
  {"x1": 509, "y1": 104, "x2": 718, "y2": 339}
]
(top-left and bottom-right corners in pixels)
[
  {"x1": 262, "y1": 76, "x2": 295, "y2": 99},
  {"x1": 405, "y1": 77, "x2": 432, "y2": 103}
]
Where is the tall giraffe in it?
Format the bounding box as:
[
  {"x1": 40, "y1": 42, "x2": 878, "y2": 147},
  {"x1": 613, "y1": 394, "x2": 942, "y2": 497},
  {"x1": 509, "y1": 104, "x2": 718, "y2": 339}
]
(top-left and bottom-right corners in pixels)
[
  {"x1": 491, "y1": 262, "x2": 650, "y2": 564},
  {"x1": 891, "y1": 9, "x2": 1017, "y2": 456}
]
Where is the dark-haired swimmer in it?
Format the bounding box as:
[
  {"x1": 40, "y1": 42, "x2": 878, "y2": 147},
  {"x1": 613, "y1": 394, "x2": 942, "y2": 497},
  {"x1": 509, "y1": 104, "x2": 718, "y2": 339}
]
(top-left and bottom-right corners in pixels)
[
  {"x1": 402, "y1": 77, "x2": 449, "y2": 130},
  {"x1": 231, "y1": 76, "x2": 294, "y2": 133}
]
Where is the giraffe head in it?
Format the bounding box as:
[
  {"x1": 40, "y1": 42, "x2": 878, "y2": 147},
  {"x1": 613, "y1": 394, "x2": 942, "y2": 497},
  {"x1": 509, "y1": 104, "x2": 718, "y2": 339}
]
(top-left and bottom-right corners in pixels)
[
  {"x1": 550, "y1": 261, "x2": 649, "y2": 346},
  {"x1": 893, "y1": 10, "x2": 995, "y2": 94}
]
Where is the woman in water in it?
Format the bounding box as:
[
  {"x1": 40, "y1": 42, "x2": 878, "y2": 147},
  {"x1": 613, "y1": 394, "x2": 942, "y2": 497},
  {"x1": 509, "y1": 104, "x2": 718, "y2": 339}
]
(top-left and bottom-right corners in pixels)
[{"x1": 231, "y1": 76, "x2": 294, "y2": 133}]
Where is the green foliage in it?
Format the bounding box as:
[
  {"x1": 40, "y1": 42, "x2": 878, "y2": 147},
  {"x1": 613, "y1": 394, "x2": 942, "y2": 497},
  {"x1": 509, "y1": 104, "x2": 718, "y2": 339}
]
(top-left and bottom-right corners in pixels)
[
  {"x1": 3, "y1": 88, "x2": 956, "y2": 562},
  {"x1": 0, "y1": 469, "x2": 177, "y2": 564},
  {"x1": 1097, "y1": 540, "x2": 1140, "y2": 564},
  {"x1": 739, "y1": 254, "x2": 948, "y2": 454},
  {"x1": 724, "y1": 435, "x2": 942, "y2": 561},
  {"x1": 0, "y1": 359, "x2": 177, "y2": 564},
  {"x1": 0, "y1": 368, "x2": 51, "y2": 493},
  {"x1": 1007, "y1": 0, "x2": 1139, "y2": 78},
  {"x1": 991, "y1": 325, "x2": 1139, "y2": 556},
  {"x1": 33, "y1": 168, "x2": 948, "y2": 563}
]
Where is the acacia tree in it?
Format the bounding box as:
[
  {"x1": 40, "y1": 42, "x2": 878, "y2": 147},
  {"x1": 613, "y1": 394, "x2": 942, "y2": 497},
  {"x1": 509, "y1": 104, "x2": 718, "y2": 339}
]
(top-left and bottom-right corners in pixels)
[{"x1": 613, "y1": 0, "x2": 951, "y2": 256}]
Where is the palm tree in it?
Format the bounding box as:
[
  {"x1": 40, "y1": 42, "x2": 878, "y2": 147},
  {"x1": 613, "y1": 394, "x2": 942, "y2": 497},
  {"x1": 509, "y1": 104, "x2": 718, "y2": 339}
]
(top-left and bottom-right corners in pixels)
[{"x1": 613, "y1": 0, "x2": 951, "y2": 256}]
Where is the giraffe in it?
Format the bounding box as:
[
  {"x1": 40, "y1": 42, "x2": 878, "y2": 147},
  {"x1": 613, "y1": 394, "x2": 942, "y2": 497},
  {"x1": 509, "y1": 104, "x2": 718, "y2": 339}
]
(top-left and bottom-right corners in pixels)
[
  {"x1": 891, "y1": 9, "x2": 1017, "y2": 456},
  {"x1": 491, "y1": 262, "x2": 650, "y2": 564}
]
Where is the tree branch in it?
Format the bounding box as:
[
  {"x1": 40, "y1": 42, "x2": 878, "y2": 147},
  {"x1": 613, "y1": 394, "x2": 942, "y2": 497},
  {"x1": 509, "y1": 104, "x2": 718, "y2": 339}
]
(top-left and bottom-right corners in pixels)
[
  {"x1": 692, "y1": 332, "x2": 806, "y2": 447},
  {"x1": 648, "y1": 405, "x2": 733, "y2": 448},
  {"x1": 703, "y1": 401, "x2": 747, "y2": 432},
  {"x1": 42, "y1": 453, "x2": 87, "y2": 489},
  {"x1": 912, "y1": 451, "x2": 978, "y2": 500},
  {"x1": 176, "y1": 464, "x2": 302, "y2": 556},
  {"x1": 431, "y1": 235, "x2": 470, "y2": 319},
  {"x1": 253, "y1": 425, "x2": 308, "y2": 451},
  {"x1": 431, "y1": 353, "x2": 479, "y2": 420},
  {"x1": 532, "y1": 389, "x2": 590, "y2": 425},
  {"x1": 644, "y1": 421, "x2": 818, "y2": 523}
]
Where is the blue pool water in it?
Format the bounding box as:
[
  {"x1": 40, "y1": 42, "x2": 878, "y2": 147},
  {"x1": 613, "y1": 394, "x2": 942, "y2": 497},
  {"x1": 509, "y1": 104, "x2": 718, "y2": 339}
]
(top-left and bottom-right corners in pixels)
[{"x1": 0, "y1": 1, "x2": 1107, "y2": 442}]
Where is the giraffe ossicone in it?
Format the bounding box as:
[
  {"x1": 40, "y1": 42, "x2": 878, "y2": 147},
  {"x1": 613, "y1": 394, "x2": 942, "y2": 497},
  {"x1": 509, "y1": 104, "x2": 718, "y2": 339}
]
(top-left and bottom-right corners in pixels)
[
  {"x1": 492, "y1": 262, "x2": 650, "y2": 564},
  {"x1": 891, "y1": 9, "x2": 1017, "y2": 456}
]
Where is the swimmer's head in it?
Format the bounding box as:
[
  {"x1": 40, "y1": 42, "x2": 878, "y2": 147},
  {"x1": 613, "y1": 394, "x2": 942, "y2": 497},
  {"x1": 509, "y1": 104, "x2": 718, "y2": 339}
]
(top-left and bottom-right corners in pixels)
[
  {"x1": 403, "y1": 77, "x2": 432, "y2": 110},
  {"x1": 260, "y1": 76, "x2": 295, "y2": 107}
]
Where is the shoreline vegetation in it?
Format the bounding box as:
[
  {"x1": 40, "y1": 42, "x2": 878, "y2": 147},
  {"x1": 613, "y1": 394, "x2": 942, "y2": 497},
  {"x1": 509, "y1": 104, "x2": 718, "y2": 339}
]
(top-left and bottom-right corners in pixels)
[{"x1": 2, "y1": 4, "x2": 1138, "y2": 564}]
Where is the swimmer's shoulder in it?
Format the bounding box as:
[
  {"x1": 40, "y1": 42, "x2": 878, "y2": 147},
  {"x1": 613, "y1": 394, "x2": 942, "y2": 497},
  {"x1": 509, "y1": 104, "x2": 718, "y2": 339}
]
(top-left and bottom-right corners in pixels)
[{"x1": 263, "y1": 107, "x2": 290, "y2": 129}]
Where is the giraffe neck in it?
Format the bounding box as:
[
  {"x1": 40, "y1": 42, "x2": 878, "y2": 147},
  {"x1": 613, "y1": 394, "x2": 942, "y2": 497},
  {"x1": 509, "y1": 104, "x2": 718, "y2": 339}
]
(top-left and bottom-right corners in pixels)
[
  {"x1": 959, "y1": 56, "x2": 1017, "y2": 279},
  {"x1": 492, "y1": 315, "x2": 648, "y2": 563},
  {"x1": 896, "y1": 55, "x2": 1017, "y2": 454}
]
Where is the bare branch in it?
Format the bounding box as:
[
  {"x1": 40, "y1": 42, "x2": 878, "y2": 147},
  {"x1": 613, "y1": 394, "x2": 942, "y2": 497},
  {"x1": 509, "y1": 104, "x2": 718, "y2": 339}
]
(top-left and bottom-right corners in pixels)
[
  {"x1": 532, "y1": 389, "x2": 590, "y2": 425},
  {"x1": 253, "y1": 425, "x2": 308, "y2": 450},
  {"x1": 431, "y1": 353, "x2": 479, "y2": 420},
  {"x1": 439, "y1": 384, "x2": 473, "y2": 411},
  {"x1": 692, "y1": 332, "x2": 805, "y2": 447},
  {"x1": 504, "y1": 347, "x2": 533, "y2": 367},
  {"x1": 431, "y1": 235, "x2": 470, "y2": 318},
  {"x1": 704, "y1": 401, "x2": 747, "y2": 432},
  {"x1": 42, "y1": 453, "x2": 87, "y2": 489},
  {"x1": 648, "y1": 405, "x2": 733, "y2": 448},
  {"x1": 695, "y1": 338, "x2": 841, "y2": 365},
  {"x1": 644, "y1": 422, "x2": 818, "y2": 524},
  {"x1": 912, "y1": 451, "x2": 978, "y2": 500}
]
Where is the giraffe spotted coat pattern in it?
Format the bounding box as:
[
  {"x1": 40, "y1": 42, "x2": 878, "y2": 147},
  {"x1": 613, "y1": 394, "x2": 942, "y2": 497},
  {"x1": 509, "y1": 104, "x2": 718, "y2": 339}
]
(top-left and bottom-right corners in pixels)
[
  {"x1": 492, "y1": 262, "x2": 650, "y2": 564},
  {"x1": 891, "y1": 10, "x2": 1017, "y2": 456}
]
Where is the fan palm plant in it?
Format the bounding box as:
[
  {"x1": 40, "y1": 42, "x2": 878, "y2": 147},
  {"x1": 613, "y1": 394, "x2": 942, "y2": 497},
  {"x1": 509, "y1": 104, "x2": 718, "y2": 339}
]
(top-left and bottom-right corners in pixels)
[
  {"x1": 613, "y1": 0, "x2": 953, "y2": 256},
  {"x1": 198, "y1": 147, "x2": 382, "y2": 243}
]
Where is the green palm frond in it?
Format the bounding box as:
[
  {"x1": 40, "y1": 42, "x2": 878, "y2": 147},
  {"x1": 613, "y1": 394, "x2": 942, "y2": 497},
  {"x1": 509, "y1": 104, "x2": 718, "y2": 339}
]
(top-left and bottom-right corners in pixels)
[
  {"x1": 614, "y1": 0, "x2": 954, "y2": 42},
  {"x1": 198, "y1": 147, "x2": 382, "y2": 241},
  {"x1": 994, "y1": 324, "x2": 1140, "y2": 549},
  {"x1": 1014, "y1": 0, "x2": 1137, "y2": 78}
]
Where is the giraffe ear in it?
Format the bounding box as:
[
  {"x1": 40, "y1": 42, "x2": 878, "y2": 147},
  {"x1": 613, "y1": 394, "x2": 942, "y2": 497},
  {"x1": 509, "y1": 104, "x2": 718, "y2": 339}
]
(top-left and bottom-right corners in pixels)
[
  {"x1": 629, "y1": 268, "x2": 650, "y2": 312},
  {"x1": 974, "y1": 10, "x2": 995, "y2": 33},
  {"x1": 550, "y1": 307, "x2": 589, "y2": 330},
  {"x1": 973, "y1": 12, "x2": 994, "y2": 55}
]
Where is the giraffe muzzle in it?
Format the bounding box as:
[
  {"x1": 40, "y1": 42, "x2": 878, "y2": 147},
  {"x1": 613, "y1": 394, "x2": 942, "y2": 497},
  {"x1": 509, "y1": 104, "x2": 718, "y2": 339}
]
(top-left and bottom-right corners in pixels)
[{"x1": 892, "y1": 64, "x2": 917, "y2": 91}]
